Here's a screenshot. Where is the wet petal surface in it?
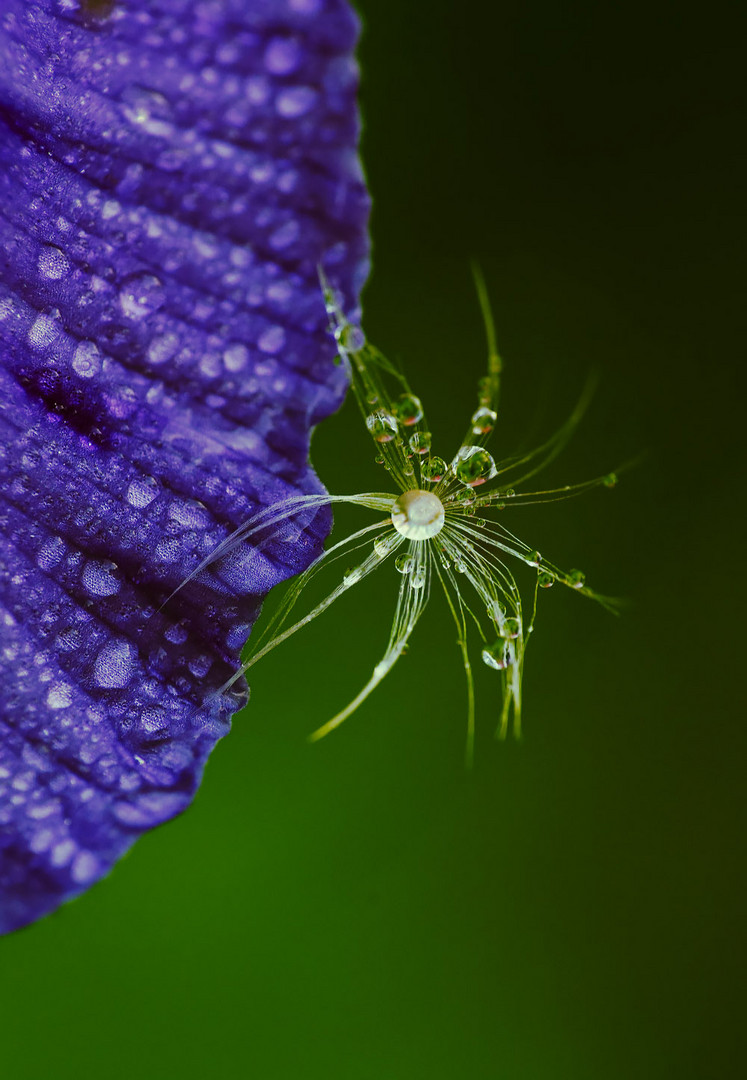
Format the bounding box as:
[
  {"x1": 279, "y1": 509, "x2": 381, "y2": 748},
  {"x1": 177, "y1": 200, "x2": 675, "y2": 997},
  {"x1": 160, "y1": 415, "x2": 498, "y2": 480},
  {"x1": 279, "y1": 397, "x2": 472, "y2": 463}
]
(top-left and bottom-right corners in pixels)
[{"x1": 0, "y1": 0, "x2": 369, "y2": 933}]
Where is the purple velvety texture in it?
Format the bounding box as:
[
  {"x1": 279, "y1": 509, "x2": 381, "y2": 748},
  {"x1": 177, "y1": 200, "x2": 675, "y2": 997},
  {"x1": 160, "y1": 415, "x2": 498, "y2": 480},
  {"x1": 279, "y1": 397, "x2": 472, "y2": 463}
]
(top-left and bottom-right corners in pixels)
[{"x1": 0, "y1": 0, "x2": 369, "y2": 933}]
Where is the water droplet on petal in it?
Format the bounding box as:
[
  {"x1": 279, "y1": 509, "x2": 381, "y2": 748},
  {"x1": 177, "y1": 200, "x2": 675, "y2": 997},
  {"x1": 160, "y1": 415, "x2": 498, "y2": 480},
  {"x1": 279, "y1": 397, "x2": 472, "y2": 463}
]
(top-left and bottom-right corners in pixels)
[
  {"x1": 126, "y1": 476, "x2": 159, "y2": 507},
  {"x1": 147, "y1": 333, "x2": 179, "y2": 365},
  {"x1": 72, "y1": 340, "x2": 102, "y2": 378},
  {"x1": 82, "y1": 559, "x2": 121, "y2": 597},
  {"x1": 38, "y1": 245, "x2": 70, "y2": 280},
  {"x1": 28, "y1": 313, "x2": 59, "y2": 349},
  {"x1": 119, "y1": 272, "x2": 165, "y2": 319},
  {"x1": 46, "y1": 683, "x2": 73, "y2": 709},
  {"x1": 258, "y1": 325, "x2": 286, "y2": 354},
  {"x1": 93, "y1": 640, "x2": 134, "y2": 689}
]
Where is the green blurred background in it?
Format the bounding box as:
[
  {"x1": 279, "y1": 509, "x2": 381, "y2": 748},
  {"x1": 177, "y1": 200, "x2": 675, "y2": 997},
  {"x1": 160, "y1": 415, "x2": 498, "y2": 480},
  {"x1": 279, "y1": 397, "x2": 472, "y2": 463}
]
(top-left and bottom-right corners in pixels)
[{"x1": 3, "y1": 1, "x2": 745, "y2": 1077}]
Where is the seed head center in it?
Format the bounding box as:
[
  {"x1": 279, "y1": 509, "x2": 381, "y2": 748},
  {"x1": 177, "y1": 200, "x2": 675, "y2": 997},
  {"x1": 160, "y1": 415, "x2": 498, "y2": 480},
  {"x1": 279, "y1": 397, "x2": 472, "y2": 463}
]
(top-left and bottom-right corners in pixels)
[{"x1": 391, "y1": 489, "x2": 445, "y2": 541}]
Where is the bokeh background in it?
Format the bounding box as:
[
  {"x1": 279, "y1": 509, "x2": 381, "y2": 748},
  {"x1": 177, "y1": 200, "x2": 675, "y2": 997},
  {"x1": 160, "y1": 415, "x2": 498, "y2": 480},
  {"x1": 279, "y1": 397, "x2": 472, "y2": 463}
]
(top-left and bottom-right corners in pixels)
[{"x1": 3, "y1": 1, "x2": 745, "y2": 1077}]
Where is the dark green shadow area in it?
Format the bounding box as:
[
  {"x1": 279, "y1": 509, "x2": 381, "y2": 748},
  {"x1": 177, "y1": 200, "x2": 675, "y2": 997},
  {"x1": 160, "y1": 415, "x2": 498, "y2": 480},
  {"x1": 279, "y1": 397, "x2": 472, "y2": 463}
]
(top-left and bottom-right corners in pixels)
[{"x1": 2, "y1": 2, "x2": 744, "y2": 1077}]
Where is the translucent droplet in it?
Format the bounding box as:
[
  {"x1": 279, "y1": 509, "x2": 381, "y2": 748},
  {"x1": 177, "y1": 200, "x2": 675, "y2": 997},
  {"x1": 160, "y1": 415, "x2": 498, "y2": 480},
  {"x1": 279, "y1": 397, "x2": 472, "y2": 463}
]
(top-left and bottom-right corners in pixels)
[
  {"x1": 395, "y1": 554, "x2": 414, "y2": 575},
  {"x1": 421, "y1": 456, "x2": 446, "y2": 483},
  {"x1": 454, "y1": 446, "x2": 497, "y2": 487},
  {"x1": 538, "y1": 571, "x2": 555, "y2": 589},
  {"x1": 38, "y1": 245, "x2": 70, "y2": 280},
  {"x1": 482, "y1": 640, "x2": 509, "y2": 670},
  {"x1": 409, "y1": 431, "x2": 431, "y2": 455},
  {"x1": 604, "y1": 472, "x2": 618, "y2": 488},
  {"x1": 93, "y1": 640, "x2": 134, "y2": 689},
  {"x1": 410, "y1": 566, "x2": 427, "y2": 590},
  {"x1": 503, "y1": 617, "x2": 521, "y2": 639},
  {"x1": 503, "y1": 487, "x2": 516, "y2": 498},
  {"x1": 568, "y1": 569, "x2": 586, "y2": 589},
  {"x1": 28, "y1": 313, "x2": 58, "y2": 349},
  {"x1": 46, "y1": 683, "x2": 73, "y2": 710},
  {"x1": 471, "y1": 406, "x2": 497, "y2": 435},
  {"x1": 119, "y1": 272, "x2": 165, "y2": 319},
  {"x1": 336, "y1": 323, "x2": 365, "y2": 351},
  {"x1": 373, "y1": 534, "x2": 397, "y2": 558},
  {"x1": 126, "y1": 476, "x2": 159, "y2": 508},
  {"x1": 394, "y1": 393, "x2": 424, "y2": 426},
  {"x1": 82, "y1": 560, "x2": 121, "y2": 597},
  {"x1": 525, "y1": 550, "x2": 542, "y2": 567},
  {"x1": 366, "y1": 411, "x2": 398, "y2": 443},
  {"x1": 258, "y1": 325, "x2": 286, "y2": 354},
  {"x1": 148, "y1": 333, "x2": 179, "y2": 365},
  {"x1": 72, "y1": 340, "x2": 101, "y2": 378}
]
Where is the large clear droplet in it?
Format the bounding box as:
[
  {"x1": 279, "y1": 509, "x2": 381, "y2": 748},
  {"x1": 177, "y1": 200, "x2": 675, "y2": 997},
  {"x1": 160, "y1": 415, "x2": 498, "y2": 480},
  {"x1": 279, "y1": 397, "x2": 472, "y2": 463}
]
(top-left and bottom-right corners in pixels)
[
  {"x1": 394, "y1": 393, "x2": 423, "y2": 426},
  {"x1": 538, "y1": 571, "x2": 555, "y2": 588},
  {"x1": 391, "y1": 490, "x2": 445, "y2": 540},
  {"x1": 454, "y1": 446, "x2": 497, "y2": 487},
  {"x1": 366, "y1": 411, "x2": 398, "y2": 443},
  {"x1": 395, "y1": 554, "x2": 414, "y2": 575}
]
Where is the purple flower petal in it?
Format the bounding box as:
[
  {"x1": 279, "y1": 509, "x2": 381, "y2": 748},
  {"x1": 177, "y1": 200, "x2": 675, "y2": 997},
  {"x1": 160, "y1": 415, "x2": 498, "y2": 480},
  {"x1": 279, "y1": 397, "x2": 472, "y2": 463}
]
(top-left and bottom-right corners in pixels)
[{"x1": 0, "y1": 0, "x2": 369, "y2": 933}]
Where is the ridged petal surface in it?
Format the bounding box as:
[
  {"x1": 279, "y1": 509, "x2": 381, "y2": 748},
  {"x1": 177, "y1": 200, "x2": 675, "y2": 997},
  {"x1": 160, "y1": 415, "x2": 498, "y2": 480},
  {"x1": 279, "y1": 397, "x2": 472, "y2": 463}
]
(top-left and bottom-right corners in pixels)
[{"x1": 0, "y1": 0, "x2": 369, "y2": 933}]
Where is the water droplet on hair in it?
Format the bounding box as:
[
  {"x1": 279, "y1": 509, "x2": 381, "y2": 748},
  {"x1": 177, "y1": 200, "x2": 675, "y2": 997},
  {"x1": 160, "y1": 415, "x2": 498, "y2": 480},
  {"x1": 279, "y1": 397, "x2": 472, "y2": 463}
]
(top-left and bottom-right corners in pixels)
[
  {"x1": 503, "y1": 618, "x2": 520, "y2": 639},
  {"x1": 538, "y1": 571, "x2": 555, "y2": 588},
  {"x1": 408, "y1": 431, "x2": 431, "y2": 455},
  {"x1": 366, "y1": 411, "x2": 398, "y2": 443},
  {"x1": 482, "y1": 640, "x2": 509, "y2": 670},
  {"x1": 421, "y1": 456, "x2": 446, "y2": 482},
  {"x1": 393, "y1": 393, "x2": 423, "y2": 426},
  {"x1": 568, "y1": 569, "x2": 586, "y2": 589},
  {"x1": 410, "y1": 566, "x2": 426, "y2": 590},
  {"x1": 526, "y1": 550, "x2": 542, "y2": 567},
  {"x1": 395, "y1": 554, "x2": 414, "y2": 575},
  {"x1": 336, "y1": 323, "x2": 365, "y2": 351},
  {"x1": 343, "y1": 565, "x2": 362, "y2": 585},
  {"x1": 454, "y1": 446, "x2": 497, "y2": 487},
  {"x1": 604, "y1": 472, "x2": 618, "y2": 488},
  {"x1": 471, "y1": 406, "x2": 497, "y2": 435}
]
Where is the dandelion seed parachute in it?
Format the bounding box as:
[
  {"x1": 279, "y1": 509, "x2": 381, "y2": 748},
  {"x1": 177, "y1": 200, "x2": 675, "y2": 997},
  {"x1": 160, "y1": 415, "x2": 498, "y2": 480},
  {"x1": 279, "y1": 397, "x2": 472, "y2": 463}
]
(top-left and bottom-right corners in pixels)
[{"x1": 188, "y1": 266, "x2": 623, "y2": 762}]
